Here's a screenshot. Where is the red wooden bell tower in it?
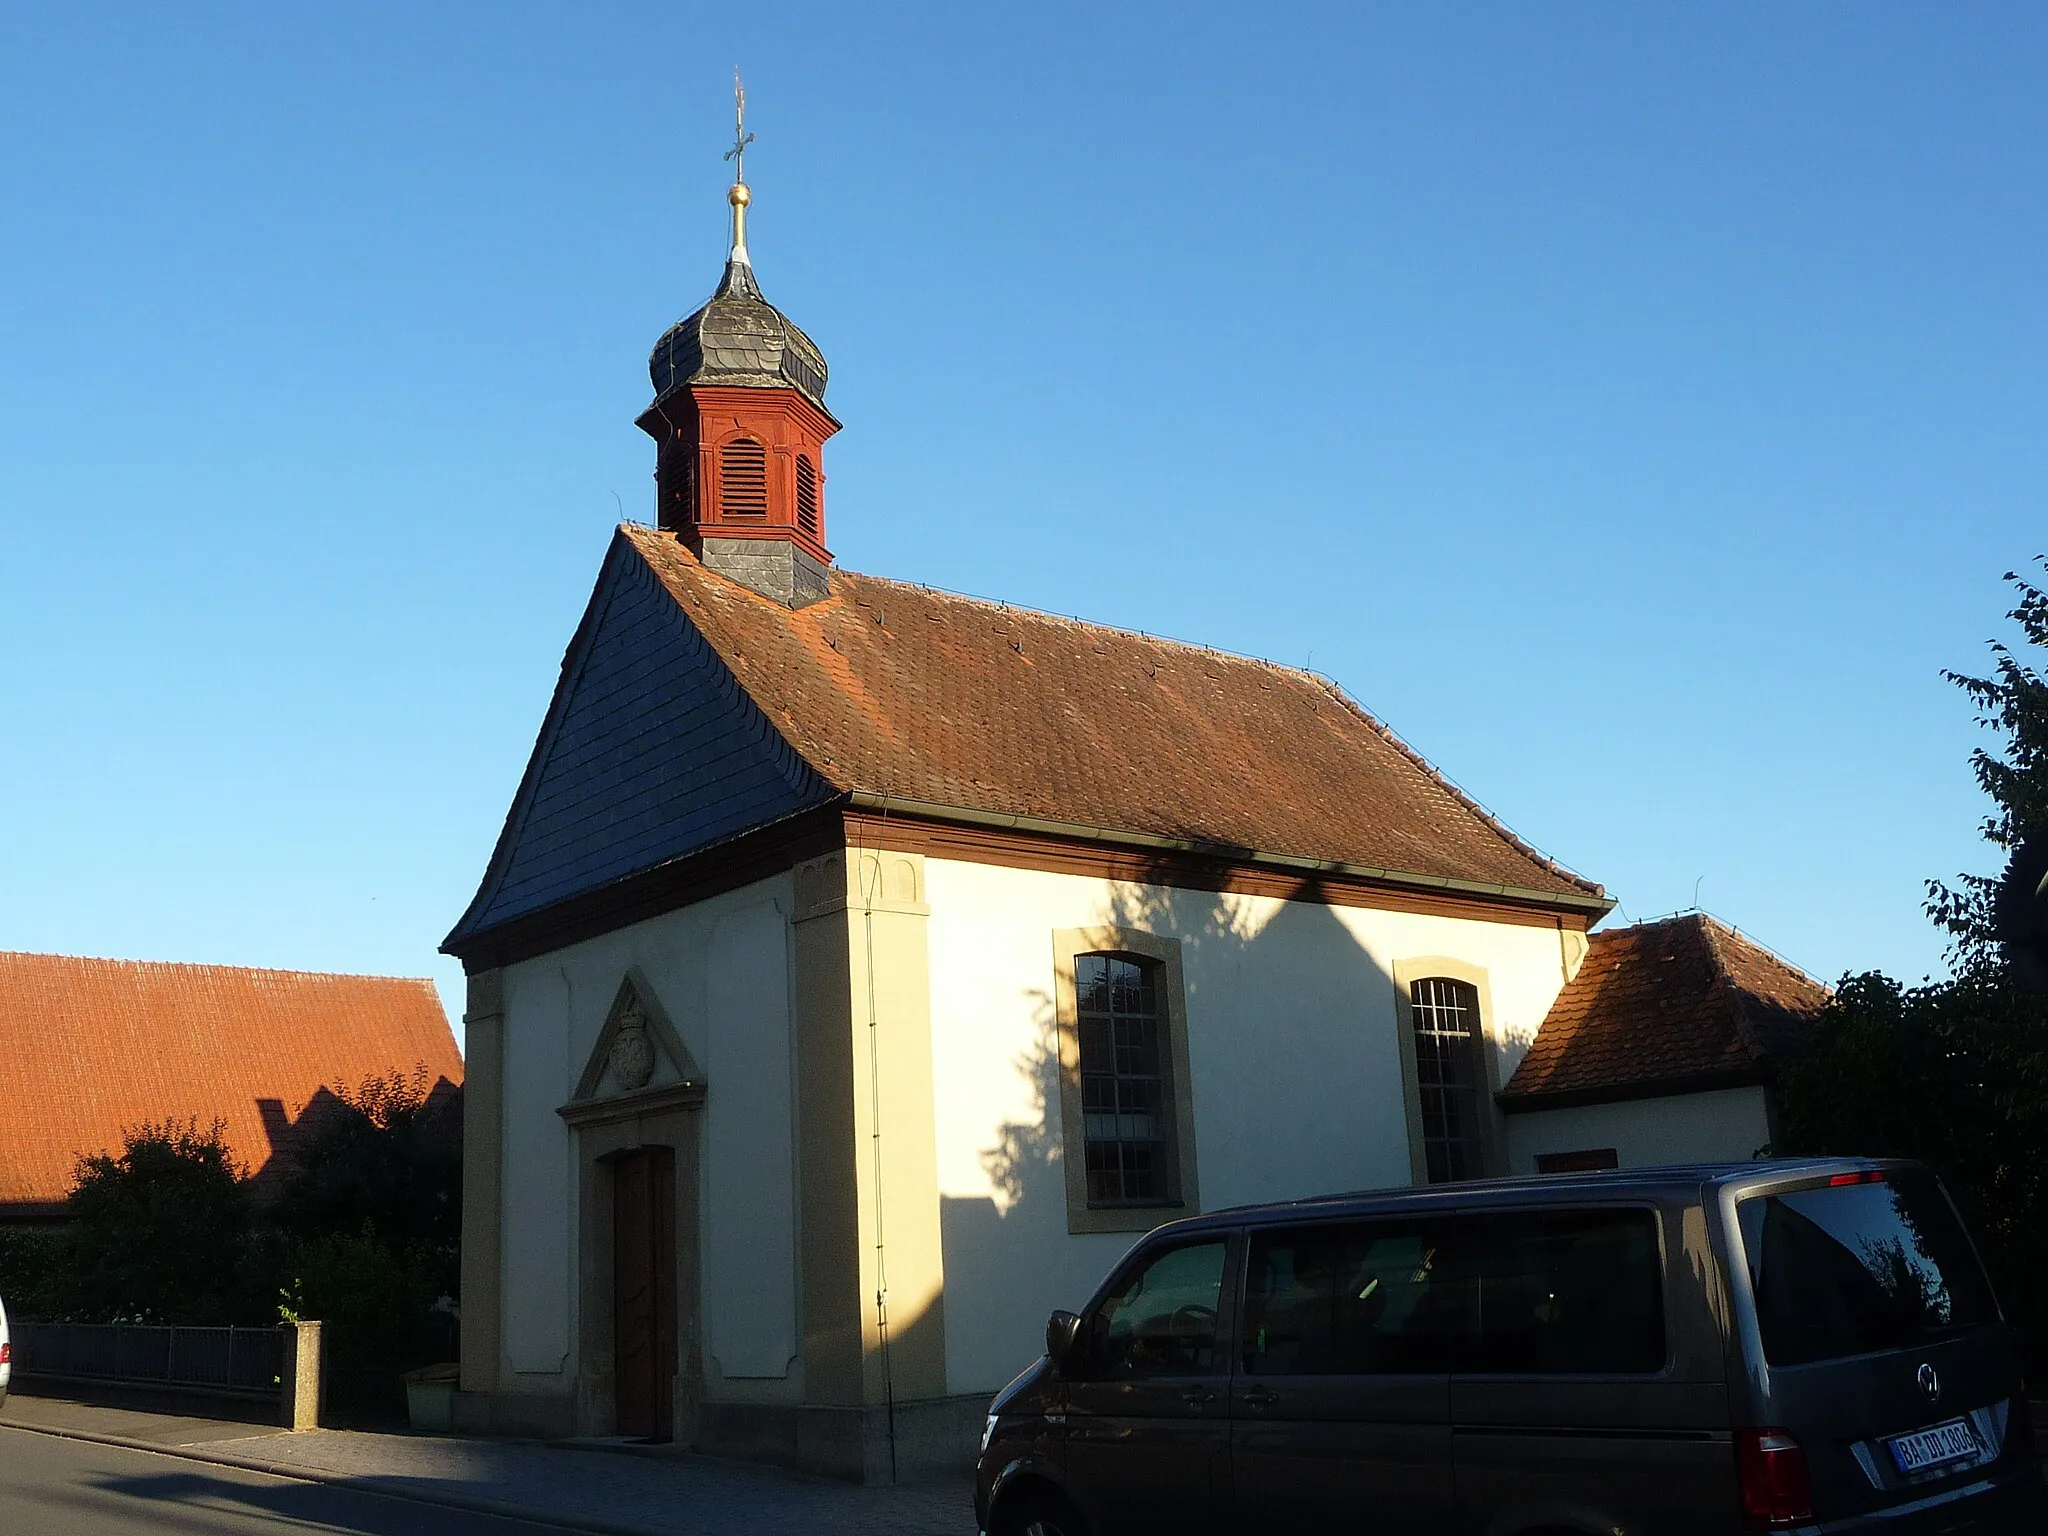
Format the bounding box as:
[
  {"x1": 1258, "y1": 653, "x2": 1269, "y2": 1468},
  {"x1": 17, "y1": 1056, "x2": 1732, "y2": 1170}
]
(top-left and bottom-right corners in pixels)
[{"x1": 635, "y1": 145, "x2": 840, "y2": 608}]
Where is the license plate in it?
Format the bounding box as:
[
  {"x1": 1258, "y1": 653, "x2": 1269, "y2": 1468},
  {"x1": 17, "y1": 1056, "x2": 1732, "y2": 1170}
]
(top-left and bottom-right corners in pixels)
[{"x1": 1887, "y1": 1418, "x2": 1980, "y2": 1474}]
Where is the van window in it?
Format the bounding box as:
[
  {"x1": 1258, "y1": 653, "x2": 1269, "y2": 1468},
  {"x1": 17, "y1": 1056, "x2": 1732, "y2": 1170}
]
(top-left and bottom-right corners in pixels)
[
  {"x1": 1085, "y1": 1240, "x2": 1227, "y2": 1378},
  {"x1": 1460, "y1": 1208, "x2": 1665, "y2": 1375},
  {"x1": 1737, "y1": 1170, "x2": 1999, "y2": 1368},
  {"x1": 1242, "y1": 1223, "x2": 1462, "y2": 1375}
]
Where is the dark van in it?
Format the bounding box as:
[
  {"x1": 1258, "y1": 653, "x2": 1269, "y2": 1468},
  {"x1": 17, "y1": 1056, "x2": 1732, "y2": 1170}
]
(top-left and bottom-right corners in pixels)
[{"x1": 974, "y1": 1158, "x2": 2044, "y2": 1535}]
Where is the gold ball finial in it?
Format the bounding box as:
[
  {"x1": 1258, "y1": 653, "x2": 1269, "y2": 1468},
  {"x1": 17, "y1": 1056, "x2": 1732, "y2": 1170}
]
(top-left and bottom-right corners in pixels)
[{"x1": 729, "y1": 182, "x2": 751, "y2": 208}]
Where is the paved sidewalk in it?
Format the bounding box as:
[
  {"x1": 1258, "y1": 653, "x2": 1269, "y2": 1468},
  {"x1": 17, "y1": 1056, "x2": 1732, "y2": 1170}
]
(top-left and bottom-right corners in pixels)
[{"x1": 1, "y1": 1388, "x2": 978, "y2": 1536}]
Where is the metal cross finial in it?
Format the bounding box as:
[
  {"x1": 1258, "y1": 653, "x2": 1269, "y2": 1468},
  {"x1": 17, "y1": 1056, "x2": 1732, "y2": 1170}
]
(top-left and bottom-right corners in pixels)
[{"x1": 724, "y1": 69, "x2": 755, "y2": 183}]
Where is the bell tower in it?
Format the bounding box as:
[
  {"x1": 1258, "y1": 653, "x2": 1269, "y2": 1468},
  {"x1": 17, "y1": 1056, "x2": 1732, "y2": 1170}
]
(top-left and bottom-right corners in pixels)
[{"x1": 634, "y1": 83, "x2": 839, "y2": 608}]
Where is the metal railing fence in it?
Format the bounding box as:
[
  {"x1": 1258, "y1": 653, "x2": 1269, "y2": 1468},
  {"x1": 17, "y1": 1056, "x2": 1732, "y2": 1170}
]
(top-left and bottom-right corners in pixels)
[{"x1": 11, "y1": 1322, "x2": 283, "y2": 1399}]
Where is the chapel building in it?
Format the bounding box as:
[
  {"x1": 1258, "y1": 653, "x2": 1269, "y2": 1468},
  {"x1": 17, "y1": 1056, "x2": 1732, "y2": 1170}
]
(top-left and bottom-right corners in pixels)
[{"x1": 443, "y1": 164, "x2": 1820, "y2": 1478}]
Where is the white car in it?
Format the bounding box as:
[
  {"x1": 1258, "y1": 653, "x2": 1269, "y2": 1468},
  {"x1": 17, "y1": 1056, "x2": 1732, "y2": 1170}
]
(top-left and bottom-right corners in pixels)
[{"x1": 0, "y1": 1292, "x2": 10, "y2": 1408}]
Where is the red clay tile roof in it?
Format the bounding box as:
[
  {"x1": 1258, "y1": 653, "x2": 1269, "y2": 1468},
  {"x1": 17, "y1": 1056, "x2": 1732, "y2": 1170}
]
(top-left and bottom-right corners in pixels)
[
  {"x1": 0, "y1": 952, "x2": 461, "y2": 1212},
  {"x1": 623, "y1": 527, "x2": 1604, "y2": 906},
  {"x1": 1501, "y1": 913, "x2": 1831, "y2": 1109}
]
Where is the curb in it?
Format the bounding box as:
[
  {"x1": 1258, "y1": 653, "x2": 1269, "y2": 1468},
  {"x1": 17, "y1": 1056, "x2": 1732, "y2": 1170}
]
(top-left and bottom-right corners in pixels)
[{"x1": 0, "y1": 1418, "x2": 676, "y2": 1536}]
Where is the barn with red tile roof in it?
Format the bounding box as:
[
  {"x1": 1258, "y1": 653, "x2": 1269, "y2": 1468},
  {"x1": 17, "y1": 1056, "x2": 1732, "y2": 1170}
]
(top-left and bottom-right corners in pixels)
[{"x1": 0, "y1": 951, "x2": 461, "y2": 1221}]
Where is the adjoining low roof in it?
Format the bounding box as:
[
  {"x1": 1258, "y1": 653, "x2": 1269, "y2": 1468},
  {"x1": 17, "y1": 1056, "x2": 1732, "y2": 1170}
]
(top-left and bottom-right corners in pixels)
[
  {"x1": 1501, "y1": 913, "x2": 1831, "y2": 1111},
  {"x1": 0, "y1": 952, "x2": 461, "y2": 1214},
  {"x1": 626, "y1": 528, "x2": 1602, "y2": 902}
]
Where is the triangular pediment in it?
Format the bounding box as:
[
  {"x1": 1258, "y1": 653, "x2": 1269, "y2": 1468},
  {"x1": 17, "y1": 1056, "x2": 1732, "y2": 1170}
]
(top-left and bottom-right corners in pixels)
[
  {"x1": 565, "y1": 972, "x2": 703, "y2": 1112},
  {"x1": 445, "y1": 533, "x2": 835, "y2": 952}
]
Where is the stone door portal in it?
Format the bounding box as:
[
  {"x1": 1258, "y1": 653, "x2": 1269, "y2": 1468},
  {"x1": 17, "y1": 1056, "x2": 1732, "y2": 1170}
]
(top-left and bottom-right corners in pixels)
[{"x1": 612, "y1": 1145, "x2": 676, "y2": 1440}]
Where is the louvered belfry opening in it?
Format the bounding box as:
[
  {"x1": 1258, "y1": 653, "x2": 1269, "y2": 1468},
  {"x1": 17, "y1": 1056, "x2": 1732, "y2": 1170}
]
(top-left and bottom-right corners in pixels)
[
  {"x1": 656, "y1": 432, "x2": 696, "y2": 532},
  {"x1": 795, "y1": 454, "x2": 819, "y2": 538},
  {"x1": 719, "y1": 438, "x2": 768, "y2": 519}
]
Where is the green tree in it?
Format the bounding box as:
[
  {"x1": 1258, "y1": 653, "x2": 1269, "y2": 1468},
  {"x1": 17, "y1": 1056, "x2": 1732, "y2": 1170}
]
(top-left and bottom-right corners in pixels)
[
  {"x1": 1926, "y1": 559, "x2": 2048, "y2": 968},
  {"x1": 65, "y1": 1119, "x2": 266, "y2": 1324},
  {"x1": 1778, "y1": 557, "x2": 2048, "y2": 1369},
  {"x1": 269, "y1": 1068, "x2": 460, "y2": 1295}
]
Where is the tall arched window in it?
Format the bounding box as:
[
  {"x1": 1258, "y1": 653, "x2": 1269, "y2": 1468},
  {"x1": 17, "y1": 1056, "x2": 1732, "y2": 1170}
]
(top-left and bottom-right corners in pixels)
[
  {"x1": 795, "y1": 454, "x2": 820, "y2": 538},
  {"x1": 719, "y1": 438, "x2": 768, "y2": 519},
  {"x1": 1075, "y1": 952, "x2": 1169, "y2": 1206},
  {"x1": 1409, "y1": 976, "x2": 1487, "y2": 1183}
]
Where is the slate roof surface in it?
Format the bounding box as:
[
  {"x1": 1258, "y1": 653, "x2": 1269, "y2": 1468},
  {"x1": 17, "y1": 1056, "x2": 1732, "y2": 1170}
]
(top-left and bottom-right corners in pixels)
[
  {"x1": 0, "y1": 952, "x2": 461, "y2": 1211},
  {"x1": 647, "y1": 258, "x2": 830, "y2": 414},
  {"x1": 1501, "y1": 913, "x2": 1831, "y2": 1106},
  {"x1": 445, "y1": 540, "x2": 836, "y2": 944},
  {"x1": 619, "y1": 526, "x2": 1603, "y2": 904}
]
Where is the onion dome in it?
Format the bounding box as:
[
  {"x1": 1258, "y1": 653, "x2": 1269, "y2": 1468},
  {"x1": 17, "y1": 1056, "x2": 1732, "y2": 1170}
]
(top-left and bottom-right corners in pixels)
[{"x1": 646, "y1": 184, "x2": 829, "y2": 415}]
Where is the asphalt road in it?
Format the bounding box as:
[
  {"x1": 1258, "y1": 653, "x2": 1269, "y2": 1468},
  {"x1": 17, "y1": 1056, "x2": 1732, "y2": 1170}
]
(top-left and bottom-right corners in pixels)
[{"x1": 0, "y1": 1427, "x2": 586, "y2": 1536}]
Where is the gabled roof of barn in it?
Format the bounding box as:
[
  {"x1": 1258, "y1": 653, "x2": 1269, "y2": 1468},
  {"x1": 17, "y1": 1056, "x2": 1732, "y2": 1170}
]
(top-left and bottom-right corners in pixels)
[{"x1": 0, "y1": 950, "x2": 460, "y2": 1214}]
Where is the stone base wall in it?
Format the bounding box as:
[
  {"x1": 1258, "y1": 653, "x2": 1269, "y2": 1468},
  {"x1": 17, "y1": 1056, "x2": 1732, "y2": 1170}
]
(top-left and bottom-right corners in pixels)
[
  {"x1": 452, "y1": 1388, "x2": 987, "y2": 1484},
  {"x1": 452, "y1": 1389, "x2": 578, "y2": 1440},
  {"x1": 697, "y1": 1393, "x2": 988, "y2": 1484}
]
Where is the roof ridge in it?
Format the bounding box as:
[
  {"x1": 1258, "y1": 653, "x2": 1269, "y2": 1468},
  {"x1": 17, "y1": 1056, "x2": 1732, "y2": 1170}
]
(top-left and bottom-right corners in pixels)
[
  {"x1": 834, "y1": 565, "x2": 1336, "y2": 682},
  {"x1": 1604, "y1": 910, "x2": 1832, "y2": 999},
  {"x1": 0, "y1": 950, "x2": 438, "y2": 987},
  {"x1": 1694, "y1": 912, "x2": 1834, "y2": 1002},
  {"x1": 1684, "y1": 916, "x2": 1769, "y2": 1065}
]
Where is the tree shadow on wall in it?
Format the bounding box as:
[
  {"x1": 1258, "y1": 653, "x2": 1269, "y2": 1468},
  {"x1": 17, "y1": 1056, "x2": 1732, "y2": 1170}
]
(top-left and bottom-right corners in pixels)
[{"x1": 939, "y1": 862, "x2": 1419, "y2": 1394}]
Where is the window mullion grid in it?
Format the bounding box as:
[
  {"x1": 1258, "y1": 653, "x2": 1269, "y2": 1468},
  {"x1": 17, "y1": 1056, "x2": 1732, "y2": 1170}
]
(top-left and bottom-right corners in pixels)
[{"x1": 1078, "y1": 953, "x2": 1168, "y2": 1207}]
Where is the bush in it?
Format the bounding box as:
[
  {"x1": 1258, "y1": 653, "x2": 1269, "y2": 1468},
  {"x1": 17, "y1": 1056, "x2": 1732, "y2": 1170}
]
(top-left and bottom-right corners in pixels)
[
  {"x1": 280, "y1": 1227, "x2": 441, "y2": 1331},
  {"x1": 64, "y1": 1119, "x2": 269, "y2": 1324},
  {"x1": 0, "y1": 1226, "x2": 70, "y2": 1322},
  {"x1": 281, "y1": 1227, "x2": 456, "y2": 1422},
  {"x1": 1776, "y1": 971, "x2": 2048, "y2": 1374},
  {"x1": 271, "y1": 1068, "x2": 460, "y2": 1304}
]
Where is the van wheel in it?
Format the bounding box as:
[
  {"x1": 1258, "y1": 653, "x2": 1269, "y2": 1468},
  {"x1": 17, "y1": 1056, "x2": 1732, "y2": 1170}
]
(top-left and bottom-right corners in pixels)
[{"x1": 991, "y1": 1487, "x2": 1088, "y2": 1536}]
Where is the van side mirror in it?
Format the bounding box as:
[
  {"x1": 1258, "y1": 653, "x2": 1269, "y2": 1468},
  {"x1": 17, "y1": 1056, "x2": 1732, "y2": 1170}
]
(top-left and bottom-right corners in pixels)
[{"x1": 1046, "y1": 1309, "x2": 1083, "y2": 1372}]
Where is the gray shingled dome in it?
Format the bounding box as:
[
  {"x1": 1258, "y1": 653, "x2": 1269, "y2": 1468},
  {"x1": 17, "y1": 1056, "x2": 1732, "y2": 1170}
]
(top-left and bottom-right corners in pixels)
[{"x1": 647, "y1": 258, "x2": 829, "y2": 412}]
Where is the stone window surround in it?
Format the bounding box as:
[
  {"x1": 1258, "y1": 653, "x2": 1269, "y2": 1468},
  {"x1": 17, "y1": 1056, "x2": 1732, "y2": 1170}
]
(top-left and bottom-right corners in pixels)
[
  {"x1": 1051, "y1": 926, "x2": 1200, "y2": 1235},
  {"x1": 1390, "y1": 955, "x2": 1508, "y2": 1185}
]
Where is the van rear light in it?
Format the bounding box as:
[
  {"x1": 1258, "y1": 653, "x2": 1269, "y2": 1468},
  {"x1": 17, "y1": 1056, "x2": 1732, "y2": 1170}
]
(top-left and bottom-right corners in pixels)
[
  {"x1": 0, "y1": 1341, "x2": 10, "y2": 1364},
  {"x1": 1737, "y1": 1428, "x2": 1814, "y2": 1529},
  {"x1": 1828, "y1": 1169, "x2": 1886, "y2": 1186}
]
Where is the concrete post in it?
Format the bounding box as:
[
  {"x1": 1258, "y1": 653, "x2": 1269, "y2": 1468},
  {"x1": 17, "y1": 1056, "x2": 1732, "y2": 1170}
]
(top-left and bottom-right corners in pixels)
[{"x1": 281, "y1": 1320, "x2": 323, "y2": 1431}]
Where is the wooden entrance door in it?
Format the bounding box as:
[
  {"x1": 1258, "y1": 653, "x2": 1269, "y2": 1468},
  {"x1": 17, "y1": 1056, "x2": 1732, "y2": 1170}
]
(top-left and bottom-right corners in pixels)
[{"x1": 612, "y1": 1146, "x2": 676, "y2": 1440}]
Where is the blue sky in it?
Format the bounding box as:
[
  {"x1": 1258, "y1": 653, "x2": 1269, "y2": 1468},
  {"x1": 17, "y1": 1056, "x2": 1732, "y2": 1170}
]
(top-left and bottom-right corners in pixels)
[{"x1": 3, "y1": 4, "x2": 2043, "y2": 1035}]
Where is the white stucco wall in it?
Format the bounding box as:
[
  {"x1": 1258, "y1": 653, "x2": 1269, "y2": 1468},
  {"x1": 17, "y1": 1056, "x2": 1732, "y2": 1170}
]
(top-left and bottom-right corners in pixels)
[
  {"x1": 921, "y1": 859, "x2": 1583, "y2": 1397},
  {"x1": 702, "y1": 900, "x2": 799, "y2": 1384},
  {"x1": 1504, "y1": 1084, "x2": 1774, "y2": 1174},
  {"x1": 500, "y1": 964, "x2": 575, "y2": 1377},
  {"x1": 495, "y1": 873, "x2": 801, "y2": 1404}
]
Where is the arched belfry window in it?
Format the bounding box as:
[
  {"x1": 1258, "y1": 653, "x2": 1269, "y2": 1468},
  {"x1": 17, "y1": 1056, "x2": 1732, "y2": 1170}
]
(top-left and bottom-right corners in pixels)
[
  {"x1": 1409, "y1": 976, "x2": 1487, "y2": 1184},
  {"x1": 719, "y1": 438, "x2": 768, "y2": 520},
  {"x1": 795, "y1": 454, "x2": 819, "y2": 538}
]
